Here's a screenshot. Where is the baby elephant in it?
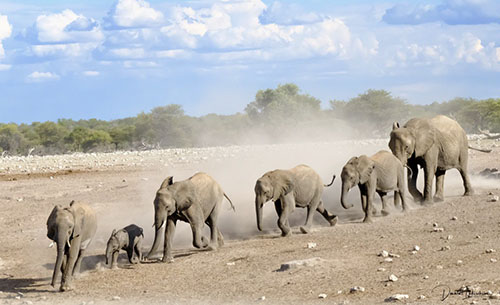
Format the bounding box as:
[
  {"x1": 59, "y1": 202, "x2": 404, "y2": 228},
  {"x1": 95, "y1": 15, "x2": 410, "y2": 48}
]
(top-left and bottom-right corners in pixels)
[
  {"x1": 105, "y1": 224, "x2": 144, "y2": 269},
  {"x1": 340, "y1": 150, "x2": 408, "y2": 223}
]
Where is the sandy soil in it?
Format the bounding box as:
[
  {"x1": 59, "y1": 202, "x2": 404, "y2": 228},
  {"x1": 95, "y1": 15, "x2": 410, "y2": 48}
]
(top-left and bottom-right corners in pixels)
[{"x1": 0, "y1": 139, "x2": 499, "y2": 305}]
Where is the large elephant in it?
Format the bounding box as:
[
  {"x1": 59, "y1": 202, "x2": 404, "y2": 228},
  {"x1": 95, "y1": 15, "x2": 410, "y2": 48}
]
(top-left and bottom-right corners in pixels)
[
  {"x1": 46, "y1": 201, "x2": 97, "y2": 291},
  {"x1": 340, "y1": 150, "x2": 408, "y2": 223},
  {"x1": 147, "y1": 172, "x2": 234, "y2": 263},
  {"x1": 389, "y1": 115, "x2": 473, "y2": 204},
  {"x1": 254, "y1": 164, "x2": 337, "y2": 236}
]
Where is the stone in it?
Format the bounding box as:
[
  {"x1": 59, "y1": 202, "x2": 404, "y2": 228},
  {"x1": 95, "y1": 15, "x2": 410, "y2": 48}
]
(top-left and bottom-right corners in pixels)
[
  {"x1": 384, "y1": 258, "x2": 393, "y2": 263},
  {"x1": 385, "y1": 294, "x2": 409, "y2": 302},
  {"x1": 307, "y1": 242, "x2": 317, "y2": 249},
  {"x1": 350, "y1": 286, "x2": 365, "y2": 293},
  {"x1": 436, "y1": 265, "x2": 443, "y2": 269},
  {"x1": 488, "y1": 195, "x2": 499, "y2": 202},
  {"x1": 277, "y1": 257, "x2": 323, "y2": 272},
  {"x1": 424, "y1": 275, "x2": 429, "y2": 279},
  {"x1": 258, "y1": 296, "x2": 266, "y2": 301},
  {"x1": 433, "y1": 223, "x2": 438, "y2": 227},
  {"x1": 490, "y1": 294, "x2": 500, "y2": 299},
  {"x1": 389, "y1": 253, "x2": 400, "y2": 258},
  {"x1": 433, "y1": 227, "x2": 444, "y2": 232},
  {"x1": 456, "y1": 260, "x2": 463, "y2": 265},
  {"x1": 491, "y1": 258, "x2": 497, "y2": 263},
  {"x1": 451, "y1": 216, "x2": 458, "y2": 220},
  {"x1": 389, "y1": 274, "x2": 398, "y2": 282},
  {"x1": 377, "y1": 268, "x2": 386, "y2": 272},
  {"x1": 486, "y1": 249, "x2": 497, "y2": 253},
  {"x1": 318, "y1": 293, "x2": 327, "y2": 299},
  {"x1": 467, "y1": 220, "x2": 474, "y2": 224},
  {"x1": 112, "y1": 296, "x2": 121, "y2": 301},
  {"x1": 413, "y1": 245, "x2": 420, "y2": 251},
  {"x1": 226, "y1": 262, "x2": 235, "y2": 266},
  {"x1": 417, "y1": 295, "x2": 426, "y2": 300},
  {"x1": 379, "y1": 250, "x2": 389, "y2": 257},
  {"x1": 440, "y1": 246, "x2": 451, "y2": 251}
]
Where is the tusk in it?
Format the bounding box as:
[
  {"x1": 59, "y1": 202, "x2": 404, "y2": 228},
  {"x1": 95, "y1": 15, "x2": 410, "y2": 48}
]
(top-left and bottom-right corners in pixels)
[
  {"x1": 152, "y1": 223, "x2": 155, "y2": 228},
  {"x1": 67, "y1": 238, "x2": 71, "y2": 248},
  {"x1": 48, "y1": 242, "x2": 54, "y2": 248},
  {"x1": 160, "y1": 219, "x2": 166, "y2": 229}
]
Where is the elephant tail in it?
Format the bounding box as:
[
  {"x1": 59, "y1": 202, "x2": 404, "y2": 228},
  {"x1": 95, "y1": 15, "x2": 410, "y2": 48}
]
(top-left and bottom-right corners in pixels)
[
  {"x1": 324, "y1": 175, "x2": 336, "y2": 187},
  {"x1": 468, "y1": 145, "x2": 492, "y2": 153},
  {"x1": 224, "y1": 193, "x2": 235, "y2": 212}
]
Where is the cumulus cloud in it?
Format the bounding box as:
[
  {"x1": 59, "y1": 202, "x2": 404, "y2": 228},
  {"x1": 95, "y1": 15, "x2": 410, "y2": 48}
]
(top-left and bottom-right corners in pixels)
[
  {"x1": 26, "y1": 71, "x2": 60, "y2": 82},
  {"x1": 104, "y1": 0, "x2": 164, "y2": 29},
  {"x1": 83, "y1": 70, "x2": 99, "y2": 76},
  {"x1": 0, "y1": 14, "x2": 13, "y2": 59},
  {"x1": 259, "y1": 2, "x2": 323, "y2": 25},
  {"x1": 383, "y1": 0, "x2": 500, "y2": 25}
]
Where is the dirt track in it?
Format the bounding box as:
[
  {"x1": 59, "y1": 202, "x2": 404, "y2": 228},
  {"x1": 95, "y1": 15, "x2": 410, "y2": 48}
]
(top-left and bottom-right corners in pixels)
[{"x1": 0, "y1": 140, "x2": 499, "y2": 305}]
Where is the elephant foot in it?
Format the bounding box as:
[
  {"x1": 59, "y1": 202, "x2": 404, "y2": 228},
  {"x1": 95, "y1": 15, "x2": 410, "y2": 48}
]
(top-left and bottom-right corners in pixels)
[
  {"x1": 299, "y1": 226, "x2": 310, "y2": 234},
  {"x1": 207, "y1": 244, "x2": 218, "y2": 251},
  {"x1": 464, "y1": 189, "x2": 474, "y2": 196},
  {"x1": 362, "y1": 216, "x2": 373, "y2": 223},
  {"x1": 371, "y1": 209, "x2": 378, "y2": 216},
  {"x1": 421, "y1": 200, "x2": 433, "y2": 206},
  {"x1": 162, "y1": 256, "x2": 174, "y2": 263},
  {"x1": 433, "y1": 196, "x2": 444, "y2": 202},
  {"x1": 59, "y1": 283, "x2": 73, "y2": 292},
  {"x1": 328, "y1": 216, "x2": 338, "y2": 227},
  {"x1": 281, "y1": 231, "x2": 292, "y2": 237},
  {"x1": 381, "y1": 209, "x2": 390, "y2": 216}
]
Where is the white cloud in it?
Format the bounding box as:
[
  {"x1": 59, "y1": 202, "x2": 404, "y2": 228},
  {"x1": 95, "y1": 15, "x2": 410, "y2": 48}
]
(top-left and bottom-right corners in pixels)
[
  {"x1": 105, "y1": 0, "x2": 164, "y2": 28},
  {"x1": 83, "y1": 70, "x2": 99, "y2": 76},
  {"x1": 109, "y1": 47, "x2": 145, "y2": 59},
  {"x1": 0, "y1": 14, "x2": 13, "y2": 59},
  {"x1": 31, "y1": 42, "x2": 99, "y2": 58},
  {"x1": 0, "y1": 63, "x2": 11, "y2": 71},
  {"x1": 26, "y1": 71, "x2": 60, "y2": 82}
]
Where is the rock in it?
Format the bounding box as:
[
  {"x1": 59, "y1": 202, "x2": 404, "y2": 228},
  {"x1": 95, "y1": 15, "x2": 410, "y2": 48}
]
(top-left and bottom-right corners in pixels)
[
  {"x1": 417, "y1": 295, "x2": 426, "y2": 300},
  {"x1": 446, "y1": 235, "x2": 453, "y2": 240},
  {"x1": 476, "y1": 235, "x2": 481, "y2": 239},
  {"x1": 258, "y1": 296, "x2": 266, "y2": 301},
  {"x1": 456, "y1": 260, "x2": 463, "y2": 265},
  {"x1": 379, "y1": 250, "x2": 389, "y2": 257},
  {"x1": 440, "y1": 246, "x2": 451, "y2": 251},
  {"x1": 433, "y1": 227, "x2": 444, "y2": 232},
  {"x1": 226, "y1": 262, "x2": 235, "y2": 266},
  {"x1": 433, "y1": 223, "x2": 439, "y2": 227},
  {"x1": 377, "y1": 268, "x2": 386, "y2": 272},
  {"x1": 413, "y1": 245, "x2": 420, "y2": 251},
  {"x1": 451, "y1": 216, "x2": 458, "y2": 220},
  {"x1": 277, "y1": 257, "x2": 323, "y2": 272},
  {"x1": 49, "y1": 242, "x2": 54, "y2": 248},
  {"x1": 423, "y1": 275, "x2": 429, "y2": 279},
  {"x1": 491, "y1": 258, "x2": 497, "y2": 263},
  {"x1": 350, "y1": 286, "x2": 365, "y2": 293},
  {"x1": 384, "y1": 258, "x2": 393, "y2": 263},
  {"x1": 318, "y1": 293, "x2": 327, "y2": 299},
  {"x1": 467, "y1": 220, "x2": 474, "y2": 224},
  {"x1": 388, "y1": 274, "x2": 398, "y2": 282},
  {"x1": 490, "y1": 293, "x2": 500, "y2": 299},
  {"x1": 411, "y1": 250, "x2": 417, "y2": 255},
  {"x1": 389, "y1": 253, "x2": 400, "y2": 258},
  {"x1": 385, "y1": 294, "x2": 409, "y2": 302},
  {"x1": 112, "y1": 296, "x2": 121, "y2": 301},
  {"x1": 307, "y1": 242, "x2": 317, "y2": 249},
  {"x1": 436, "y1": 265, "x2": 443, "y2": 269},
  {"x1": 486, "y1": 249, "x2": 497, "y2": 253},
  {"x1": 488, "y1": 195, "x2": 499, "y2": 202}
]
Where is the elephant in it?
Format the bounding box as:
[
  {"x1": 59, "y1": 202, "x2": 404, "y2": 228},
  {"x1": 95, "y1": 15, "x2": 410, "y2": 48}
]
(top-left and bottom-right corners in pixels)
[
  {"x1": 105, "y1": 224, "x2": 144, "y2": 269},
  {"x1": 254, "y1": 164, "x2": 338, "y2": 237},
  {"x1": 147, "y1": 172, "x2": 234, "y2": 263},
  {"x1": 46, "y1": 201, "x2": 97, "y2": 291},
  {"x1": 389, "y1": 115, "x2": 475, "y2": 204},
  {"x1": 340, "y1": 150, "x2": 408, "y2": 223}
]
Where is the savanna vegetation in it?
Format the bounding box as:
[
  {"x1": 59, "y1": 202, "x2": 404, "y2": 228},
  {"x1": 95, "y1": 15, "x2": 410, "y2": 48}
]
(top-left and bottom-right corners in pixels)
[{"x1": 1, "y1": 83, "x2": 499, "y2": 155}]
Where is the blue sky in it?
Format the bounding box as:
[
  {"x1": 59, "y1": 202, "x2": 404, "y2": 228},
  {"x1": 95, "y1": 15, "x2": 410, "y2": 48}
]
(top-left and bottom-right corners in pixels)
[{"x1": 0, "y1": 0, "x2": 499, "y2": 123}]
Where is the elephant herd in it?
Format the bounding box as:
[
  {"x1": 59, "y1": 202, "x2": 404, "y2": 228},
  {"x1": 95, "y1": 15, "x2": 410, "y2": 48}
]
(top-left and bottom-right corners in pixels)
[{"x1": 46, "y1": 115, "x2": 483, "y2": 291}]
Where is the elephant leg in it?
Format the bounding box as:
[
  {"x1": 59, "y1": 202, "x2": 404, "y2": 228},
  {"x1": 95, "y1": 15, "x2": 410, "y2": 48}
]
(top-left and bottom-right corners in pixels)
[
  {"x1": 316, "y1": 200, "x2": 338, "y2": 227},
  {"x1": 408, "y1": 163, "x2": 423, "y2": 202},
  {"x1": 135, "y1": 238, "x2": 143, "y2": 262},
  {"x1": 459, "y1": 167, "x2": 474, "y2": 196},
  {"x1": 186, "y1": 206, "x2": 208, "y2": 250},
  {"x1": 378, "y1": 192, "x2": 389, "y2": 216},
  {"x1": 60, "y1": 238, "x2": 82, "y2": 291},
  {"x1": 111, "y1": 251, "x2": 119, "y2": 269},
  {"x1": 300, "y1": 196, "x2": 321, "y2": 234},
  {"x1": 363, "y1": 185, "x2": 374, "y2": 223},
  {"x1": 393, "y1": 191, "x2": 401, "y2": 208},
  {"x1": 278, "y1": 194, "x2": 293, "y2": 237},
  {"x1": 205, "y1": 212, "x2": 219, "y2": 251},
  {"x1": 60, "y1": 254, "x2": 67, "y2": 275},
  {"x1": 434, "y1": 169, "x2": 446, "y2": 202},
  {"x1": 163, "y1": 218, "x2": 176, "y2": 263},
  {"x1": 217, "y1": 229, "x2": 224, "y2": 247},
  {"x1": 127, "y1": 247, "x2": 135, "y2": 264},
  {"x1": 423, "y1": 161, "x2": 436, "y2": 205},
  {"x1": 72, "y1": 248, "x2": 85, "y2": 276}
]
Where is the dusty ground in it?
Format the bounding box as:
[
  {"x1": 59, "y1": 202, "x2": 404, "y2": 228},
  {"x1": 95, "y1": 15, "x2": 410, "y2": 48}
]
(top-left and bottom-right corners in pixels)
[{"x1": 0, "y1": 139, "x2": 499, "y2": 305}]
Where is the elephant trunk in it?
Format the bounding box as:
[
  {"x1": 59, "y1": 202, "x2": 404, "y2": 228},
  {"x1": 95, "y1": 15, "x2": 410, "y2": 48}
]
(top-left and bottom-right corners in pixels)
[
  {"x1": 255, "y1": 197, "x2": 264, "y2": 231},
  {"x1": 147, "y1": 218, "x2": 165, "y2": 259},
  {"x1": 340, "y1": 183, "x2": 354, "y2": 209},
  {"x1": 51, "y1": 232, "x2": 66, "y2": 287}
]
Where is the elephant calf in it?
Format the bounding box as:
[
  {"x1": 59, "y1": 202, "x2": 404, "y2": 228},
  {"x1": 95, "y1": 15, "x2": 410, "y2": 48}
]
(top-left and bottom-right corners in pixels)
[
  {"x1": 147, "y1": 173, "x2": 235, "y2": 263},
  {"x1": 47, "y1": 201, "x2": 97, "y2": 291},
  {"x1": 105, "y1": 224, "x2": 144, "y2": 269},
  {"x1": 255, "y1": 164, "x2": 338, "y2": 236},
  {"x1": 340, "y1": 150, "x2": 408, "y2": 223}
]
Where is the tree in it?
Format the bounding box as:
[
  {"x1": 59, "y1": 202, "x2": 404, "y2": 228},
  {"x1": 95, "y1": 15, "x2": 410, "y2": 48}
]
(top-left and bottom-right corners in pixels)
[
  {"x1": 456, "y1": 98, "x2": 500, "y2": 133},
  {"x1": 34, "y1": 121, "x2": 68, "y2": 149},
  {"x1": 0, "y1": 124, "x2": 27, "y2": 154}
]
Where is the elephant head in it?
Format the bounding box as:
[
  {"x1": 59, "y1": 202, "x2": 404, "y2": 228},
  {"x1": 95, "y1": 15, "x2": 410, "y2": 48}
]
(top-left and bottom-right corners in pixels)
[
  {"x1": 254, "y1": 170, "x2": 293, "y2": 231},
  {"x1": 389, "y1": 120, "x2": 435, "y2": 165},
  {"x1": 340, "y1": 156, "x2": 375, "y2": 209},
  {"x1": 105, "y1": 229, "x2": 120, "y2": 267},
  {"x1": 46, "y1": 202, "x2": 84, "y2": 287}
]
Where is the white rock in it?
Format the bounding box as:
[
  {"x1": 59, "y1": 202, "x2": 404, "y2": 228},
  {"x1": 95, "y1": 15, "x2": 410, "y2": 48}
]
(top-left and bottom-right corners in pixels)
[
  {"x1": 277, "y1": 257, "x2": 323, "y2": 271},
  {"x1": 451, "y1": 216, "x2": 458, "y2": 220},
  {"x1": 389, "y1": 253, "x2": 400, "y2": 258},
  {"x1": 318, "y1": 293, "x2": 327, "y2": 299},
  {"x1": 490, "y1": 293, "x2": 500, "y2": 299},
  {"x1": 417, "y1": 295, "x2": 426, "y2": 300},
  {"x1": 456, "y1": 260, "x2": 463, "y2": 265},
  {"x1": 385, "y1": 294, "x2": 408, "y2": 302},
  {"x1": 491, "y1": 258, "x2": 497, "y2": 263},
  {"x1": 446, "y1": 235, "x2": 453, "y2": 240},
  {"x1": 384, "y1": 258, "x2": 393, "y2": 263},
  {"x1": 112, "y1": 296, "x2": 121, "y2": 301},
  {"x1": 432, "y1": 223, "x2": 439, "y2": 227},
  {"x1": 413, "y1": 245, "x2": 420, "y2": 251},
  {"x1": 48, "y1": 242, "x2": 54, "y2": 248},
  {"x1": 226, "y1": 262, "x2": 235, "y2": 266},
  {"x1": 467, "y1": 220, "x2": 474, "y2": 224},
  {"x1": 440, "y1": 246, "x2": 451, "y2": 251},
  {"x1": 377, "y1": 268, "x2": 386, "y2": 272},
  {"x1": 424, "y1": 275, "x2": 429, "y2": 279},
  {"x1": 488, "y1": 195, "x2": 499, "y2": 202},
  {"x1": 307, "y1": 242, "x2": 317, "y2": 249},
  {"x1": 258, "y1": 296, "x2": 266, "y2": 301},
  {"x1": 436, "y1": 265, "x2": 443, "y2": 269},
  {"x1": 486, "y1": 249, "x2": 497, "y2": 253},
  {"x1": 389, "y1": 274, "x2": 398, "y2": 282},
  {"x1": 350, "y1": 286, "x2": 365, "y2": 293},
  {"x1": 411, "y1": 250, "x2": 417, "y2": 255},
  {"x1": 433, "y1": 227, "x2": 444, "y2": 232},
  {"x1": 379, "y1": 250, "x2": 389, "y2": 257}
]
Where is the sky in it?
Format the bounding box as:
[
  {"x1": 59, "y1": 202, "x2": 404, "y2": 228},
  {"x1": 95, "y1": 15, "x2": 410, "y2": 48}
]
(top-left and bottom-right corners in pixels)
[{"x1": 0, "y1": 0, "x2": 499, "y2": 123}]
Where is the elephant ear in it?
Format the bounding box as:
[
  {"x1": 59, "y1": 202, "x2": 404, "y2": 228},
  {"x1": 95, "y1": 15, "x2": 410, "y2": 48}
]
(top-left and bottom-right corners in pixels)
[
  {"x1": 160, "y1": 176, "x2": 174, "y2": 189},
  {"x1": 357, "y1": 155, "x2": 375, "y2": 184},
  {"x1": 46, "y1": 205, "x2": 62, "y2": 240},
  {"x1": 412, "y1": 120, "x2": 435, "y2": 157},
  {"x1": 347, "y1": 156, "x2": 359, "y2": 165},
  {"x1": 392, "y1": 122, "x2": 400, "y2": 130},
  {"x1": 71, "y1": 204, "x2": 85, "y2": 239},
  {"x1": 270, "y1": 170, "x2": 294, "y2": 201},
  {"x1": 111, "y1": 229, "x2": 117, "y2": 236}
]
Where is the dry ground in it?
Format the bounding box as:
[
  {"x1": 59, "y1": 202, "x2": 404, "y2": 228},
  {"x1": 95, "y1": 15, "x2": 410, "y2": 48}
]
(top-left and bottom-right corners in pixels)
[{"x1": 0, "y1": 140, "x2": 499, "y2": 305}]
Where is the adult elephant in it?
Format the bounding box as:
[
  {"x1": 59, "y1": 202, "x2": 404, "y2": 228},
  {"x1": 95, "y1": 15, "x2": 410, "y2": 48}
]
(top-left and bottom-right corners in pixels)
[
  {"x1": 147, "y1": 173, "x2": 234, "y2": 263},
  {"x1": 389, "y1": 115, "x2": 474, "y2": 204},
  {"x1": 254, "y1": 164, "x2": 337, "y2": 236},
  {"x1": 46, "y1": 201, "x2": 97, "y2": 291}
]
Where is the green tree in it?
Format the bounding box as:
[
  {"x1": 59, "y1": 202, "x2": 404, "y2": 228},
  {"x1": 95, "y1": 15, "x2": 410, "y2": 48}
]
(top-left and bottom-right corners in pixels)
[
  {"x1": 0, "y1": 124, "x2": 27, "y2": 154},
  {"x1": 34, "y1": 121, "x2": 69, "y2": 149},
  {"x1": 456, "y1": 98, "x2": 500, "y2": 132}
]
